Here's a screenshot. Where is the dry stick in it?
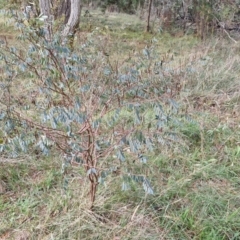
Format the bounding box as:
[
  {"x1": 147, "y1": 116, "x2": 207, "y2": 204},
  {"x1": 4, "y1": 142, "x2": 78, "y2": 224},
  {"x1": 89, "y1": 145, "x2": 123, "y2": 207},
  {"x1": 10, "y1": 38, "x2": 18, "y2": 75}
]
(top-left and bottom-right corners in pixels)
[
  {"x1": 131, "y1": 205, "x2": 140, "y2": 221},
  {"x1": 214, "y1": 16, "x2": 237, "y2": 44},
  {"x1": 84, "y1": 125, "x2": 98, "y2": 207},
  {"x1": 222, "y1": 28, "x2": 237, "y2": 44},
  {"x1": 146, "y1": 0, "x2": 153, "y2": 32}
]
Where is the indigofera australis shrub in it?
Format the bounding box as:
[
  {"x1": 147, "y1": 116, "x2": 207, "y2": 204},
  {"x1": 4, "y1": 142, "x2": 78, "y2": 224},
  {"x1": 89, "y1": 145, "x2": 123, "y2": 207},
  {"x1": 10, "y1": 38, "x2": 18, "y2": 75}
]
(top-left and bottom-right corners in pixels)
[{"x1": 0, "y1": 11, "x2": 189, "y2": 208}]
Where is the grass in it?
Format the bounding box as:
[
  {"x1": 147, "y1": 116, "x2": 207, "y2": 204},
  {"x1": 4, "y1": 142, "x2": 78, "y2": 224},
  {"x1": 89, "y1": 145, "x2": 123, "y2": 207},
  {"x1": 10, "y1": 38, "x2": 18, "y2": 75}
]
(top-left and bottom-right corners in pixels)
[{"x1": 1, "y1": 9, "x2": 240, "y2": 240}]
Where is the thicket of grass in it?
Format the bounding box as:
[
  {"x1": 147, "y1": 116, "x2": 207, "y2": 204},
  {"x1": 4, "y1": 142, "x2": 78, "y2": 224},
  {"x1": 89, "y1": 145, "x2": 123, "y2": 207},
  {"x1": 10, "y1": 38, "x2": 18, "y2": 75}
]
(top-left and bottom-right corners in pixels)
[{"x1": 0, "y1": 10, "x2": 240, "y2": 240}]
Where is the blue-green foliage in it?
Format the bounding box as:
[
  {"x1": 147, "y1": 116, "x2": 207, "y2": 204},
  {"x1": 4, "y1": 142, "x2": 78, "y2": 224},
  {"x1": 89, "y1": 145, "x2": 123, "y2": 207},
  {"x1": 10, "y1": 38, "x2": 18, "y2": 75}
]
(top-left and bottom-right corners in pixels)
[{"x1": 0, "y1": 10, "x2": 190, "y2": 200}]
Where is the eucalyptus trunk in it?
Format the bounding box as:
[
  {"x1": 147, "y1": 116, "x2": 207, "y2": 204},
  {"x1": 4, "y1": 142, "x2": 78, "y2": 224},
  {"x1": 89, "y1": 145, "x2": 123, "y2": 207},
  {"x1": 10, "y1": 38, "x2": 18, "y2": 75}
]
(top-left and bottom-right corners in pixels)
[
  {"x1": 39, "y1": 0, "x2": 53, "y2": 40},
  {"x1": 39, "y1": 0, "x2": 81, "y2": 47},
  {"x1": 56, "y1": 0, "x2": 71, "y2": 24},
  {"x1": 62, "y1": 0, "x2": 81, "y2": 38}
]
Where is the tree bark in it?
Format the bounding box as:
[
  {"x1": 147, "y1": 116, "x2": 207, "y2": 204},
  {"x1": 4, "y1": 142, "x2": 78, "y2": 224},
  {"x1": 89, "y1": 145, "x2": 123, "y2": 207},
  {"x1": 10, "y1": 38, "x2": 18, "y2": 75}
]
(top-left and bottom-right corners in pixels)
[
  {"x1": 146, "y1": 0, "x2": 153, "y2": 32},
  {"x1": 62, "y1": 0, "x2": 81, "y2": 38},
  {"x1": 56, "y1": 0, "x2": 71, "y2": 24},
  {"x1": 39, "y1": 0, "x2": 81, "y2": 47},
  {"x1": 39, "y1": 0, "x2": 53, "y2": 40}
]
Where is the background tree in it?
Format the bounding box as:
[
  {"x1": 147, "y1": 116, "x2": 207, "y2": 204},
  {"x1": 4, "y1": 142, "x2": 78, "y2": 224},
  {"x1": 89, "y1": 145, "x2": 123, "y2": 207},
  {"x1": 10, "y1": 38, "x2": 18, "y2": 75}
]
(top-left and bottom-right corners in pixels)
[
  {"x1": 55, "y1": 0, "x2": 71, "y2": 23},
  {"x1": 146, "y1": 0, "x2": 153, "y2": 32},
  {"x1": 61, "y1": 0, "x2": 81, "y2": 40},
  {"x1": 39, "y1": 0, "x2": 53, "y2": 40},
  {"x1": 6, "y1": 0, "x2": 240, "y2": 39},
  {"x1": 37, "y1": 0, "x2": 81, "y2": 45}
]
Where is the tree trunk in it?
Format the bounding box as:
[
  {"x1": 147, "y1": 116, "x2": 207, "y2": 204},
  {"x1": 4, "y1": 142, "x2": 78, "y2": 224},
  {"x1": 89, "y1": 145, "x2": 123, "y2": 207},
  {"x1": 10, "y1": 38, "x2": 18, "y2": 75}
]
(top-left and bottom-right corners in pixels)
[
  {"x1": 39, "y1": 0, "x2": 81, "y2": 47},
  {"x1": 39, "y1": 0, "x2": 53, "y2": 40},
  {"x1": 39, "y1": 0, "x2": 51, "y2": 18},
  {"x1": 62, "y1": 0, "x2": 81, "y2": 38},
  {"x1": 56, "y1": 0, "x2": 71, "y2": 24},
  {"x1": 146, "y1": 0, "x2": 153, "y2": 32}
]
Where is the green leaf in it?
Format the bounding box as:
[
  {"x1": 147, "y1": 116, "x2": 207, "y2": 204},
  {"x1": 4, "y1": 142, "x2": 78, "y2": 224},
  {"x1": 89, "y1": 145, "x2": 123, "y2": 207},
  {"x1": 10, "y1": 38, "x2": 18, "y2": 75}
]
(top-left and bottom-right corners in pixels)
[
  {"x1": 122, "y1": 181, "x2": 130, "y2": 191},
  {"x1": 143, "y1": 48, "x2": 150, "y2": 59},
  {"x1": 74, "y1": 97, "x2": 81, "y2": 110},
  {"x1": 138, "y1": 154, "x2": 147, "y2": 163},
  {"x1": 169, "y1": 99, "x2": 179, "y2": 113},
  {"x1": 129, "y1": 139, "x2": 140, "y2": 153},
  {"x1": 134, "y1": 108, "x2": 141, "y2": 125},
  {"x1": 146, "y1": 138, "x2": 153, "y2": 152},
  {"x1": 87, "y1": 168, "x2": 97, "y2": 176},
  {"x1": 0, "y1": 112, "x2": 6, "y2": 120},
  {"x1": 143, "y1": 178, "x2": 154, "y2": 195},
  {"x1": 117, "y1": 150, "x2": 125, "y2": 162}
]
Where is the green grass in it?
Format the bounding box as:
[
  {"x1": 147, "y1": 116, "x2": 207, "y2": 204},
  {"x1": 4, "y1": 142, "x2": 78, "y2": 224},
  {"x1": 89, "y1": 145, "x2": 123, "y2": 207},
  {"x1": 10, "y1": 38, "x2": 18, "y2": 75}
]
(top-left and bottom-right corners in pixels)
[
  {"x1": 1, "y1": 118, "x2": 239, "y2": 239},
  {"x1": 1, "y1": 9, "x2": 240, "y2": 240},
  {"x1": 0, "y1": 0, "x2": 7, "y2": 9}
]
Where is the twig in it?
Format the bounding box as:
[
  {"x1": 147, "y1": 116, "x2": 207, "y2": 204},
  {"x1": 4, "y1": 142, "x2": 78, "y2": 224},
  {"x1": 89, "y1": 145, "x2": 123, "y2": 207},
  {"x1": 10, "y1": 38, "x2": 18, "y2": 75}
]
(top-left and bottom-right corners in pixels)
[
  {"x1": 222, "y1": 28, "x2": 237, "y2": 44},
  {"x1": 214, "y1": 16, "x2": 237, "y2": 44}
]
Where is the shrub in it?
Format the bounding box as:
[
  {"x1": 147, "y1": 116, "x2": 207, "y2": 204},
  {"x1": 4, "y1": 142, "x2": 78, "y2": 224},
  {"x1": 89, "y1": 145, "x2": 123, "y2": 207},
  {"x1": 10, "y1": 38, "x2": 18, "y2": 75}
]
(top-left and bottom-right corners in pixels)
[{"x1": 0, "y1": 11, "x2": 187, "y2": 208}]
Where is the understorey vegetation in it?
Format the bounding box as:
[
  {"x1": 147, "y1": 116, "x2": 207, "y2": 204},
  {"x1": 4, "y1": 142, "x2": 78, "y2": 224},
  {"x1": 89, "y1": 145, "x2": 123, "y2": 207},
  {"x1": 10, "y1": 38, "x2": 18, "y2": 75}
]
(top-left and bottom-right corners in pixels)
[
  {"x1": 0, "y1": 9, "x2": 190, "y2": 208},
  {"x1": 0, "y1": 1, "x2": 240, "y2": 239}
]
